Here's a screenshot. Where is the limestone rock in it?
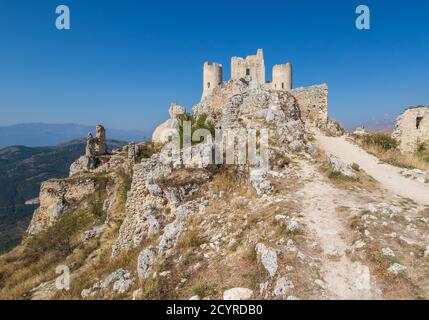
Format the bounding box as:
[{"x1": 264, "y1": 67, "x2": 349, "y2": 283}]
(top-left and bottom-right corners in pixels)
[
  {"x1": 255, "y1": 243, "x2": 278, "y2": 277},
  {"x1": 81, "y1": 268, "x2": 134, "y2": 298},
  {"x1": 69, "y1": 156, "x2": 95, "y2": 176},
  {"x1": 287, "y1": 220, "x2": 300, "y2": 233},
  {"x1": 112, "y1": 275, "x2": 134, "y2": 294},
  {"x1": 82, "y1": 225, "x2": 106, "y2": 242},
  {"x1": 158, "y1": 205, "x2": 189, "y2": 252},
  {"x1": 306, "y1": 143, "x2": 318, "y2": 157},
  {"x1": 326, "y1": 153, "x2": 356, "y2": 178},
  {"x1": 223, "y1": 288, "x2": 253, "y2": 300},
  {"x1": 273, "y1": 277, "x2": 294, "y2": 297},
  {"x1": 382, "y1": 247, "x2": 395, "y2": 257},
  {"x1": 250, "y1": 169, "x2": 272, "y2": 195},
  {"x1": 27, "y1": 178, "x2": 98, "y2": 235},
  {"x1": 388, "y1": 263, "x2": 407, "y2": 275},
  {"x1": 137, "y1": 248, "x2": 157, "y2": 279},
  {"x1": 289, "y1": 139, "x2": 304, "y2": 152}
]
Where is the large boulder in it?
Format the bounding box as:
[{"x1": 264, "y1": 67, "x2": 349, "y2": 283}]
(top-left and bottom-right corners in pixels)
[
  {"x1": 326, "y1": 153, "x2": 356, "y2": 178},
  {"x1": 255, "y1": 243, "x2": 278, "y2": 277},
  {"x1": 223, "y1": 288, "x2": 254, "y2": 300}
]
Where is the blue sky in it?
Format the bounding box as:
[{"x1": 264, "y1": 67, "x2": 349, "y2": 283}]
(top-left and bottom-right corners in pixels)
[{"x1": 0, "y1": 0, "x2": 428, "y2": 131}]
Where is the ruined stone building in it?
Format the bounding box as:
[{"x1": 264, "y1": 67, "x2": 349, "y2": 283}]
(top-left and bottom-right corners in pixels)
[
  {"x1": 70, "y1": 125, "x2": 108, "y2": 176},
  {"x1": 392, "y1": 106, "x2": 429, "y2": 152},
  {"x1": 86, "y1": 125, "x2": 107, "y2": 157}
]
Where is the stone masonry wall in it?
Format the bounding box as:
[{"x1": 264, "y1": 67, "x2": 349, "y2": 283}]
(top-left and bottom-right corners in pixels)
[
  {"x1": 291, "y1": 84, "x2": 328, "y2": 126},
  {"x1": 392, "y1": 107, "x2": 429, "y2": 152}
]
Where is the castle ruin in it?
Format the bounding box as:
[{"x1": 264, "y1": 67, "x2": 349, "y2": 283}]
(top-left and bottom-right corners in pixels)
[
  {"x1": 86, "y1": 124, "x2": 107, "y2": 157},
  {"x1": 202, "y1": 49, "x2": 293, "y2": 99},
  {"x1": 153, "y1": 49, "x2": 333, "y2": 145},
  {"x1": 392, "y1": 106, "x2": 429, "y2": 152},
  {"x1": 70, "y1": 124, "x2": 108, "y2": 176}
]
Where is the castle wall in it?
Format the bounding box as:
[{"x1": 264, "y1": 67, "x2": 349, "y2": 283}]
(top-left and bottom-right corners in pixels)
[
  {"x1": 231, "y1": 49, "x2": 265, "y2": 85},
  {"x1": 272, "y1": 63, "x2": 292, "y2": 91},
  {"x1": 392, "y1": 107, "x2": 429, "y2": 152},
  {"x1": 291, "y1": 84, "x2": 328, "y2": 125},
  {"x1": 202, "y1": 62, "x2": 223, "y2": 99}
]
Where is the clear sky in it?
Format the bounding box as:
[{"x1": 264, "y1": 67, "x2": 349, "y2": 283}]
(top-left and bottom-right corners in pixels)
[{"x1": 0, "y1": 0, "x2": 428, "y2": 131}]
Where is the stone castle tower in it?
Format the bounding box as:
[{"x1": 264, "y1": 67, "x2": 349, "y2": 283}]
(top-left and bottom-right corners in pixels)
[
  {"x1": 272, "y1": 63, "x2": 292, "y2": 91},
  {"x1": 202, "y1": 62, "x2": 223, "y2": 99},
  {"x1": 201, "y1": 49, "x2": 293, "y2": 99},
  {"x1": 231, "y1": 48, "x2": 265, "y2": 85}
]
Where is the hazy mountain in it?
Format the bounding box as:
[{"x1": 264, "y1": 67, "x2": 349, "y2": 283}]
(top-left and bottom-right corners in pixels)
[
  {"x1": 346, "y1": 118, "x2": 396, "y2": 133},
  {"x1": 0, "y1": 123, "x2": 149, "y2": 148},
  {"x1": 0, "y1": 139, "x2": 126, "y2": 253}
]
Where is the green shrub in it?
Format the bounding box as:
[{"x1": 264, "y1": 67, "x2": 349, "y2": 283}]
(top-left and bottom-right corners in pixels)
[
  {"x1": 363, "y1": 133, "x2": 398, "y2": 150},
  {"x1": 415, "y1": 141, "x2": 429, "y2": 162},
  {"x1": 178, "y1": 112, "x2": 216, "y2": 146},
  {"x1": 117, "y1": 169, "x2": 132, "y2": 212},
  {"x1": 89, "y1": 200, "x2": 105, "y2": 223}
]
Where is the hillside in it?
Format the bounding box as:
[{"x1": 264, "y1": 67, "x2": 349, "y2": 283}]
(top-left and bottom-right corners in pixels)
[
  {"x1": 0, "y1": 80, "x2": 427, "y2": 301},
  {"x1": 0, "y1": 140, "x2": 126, "y2": 253}
]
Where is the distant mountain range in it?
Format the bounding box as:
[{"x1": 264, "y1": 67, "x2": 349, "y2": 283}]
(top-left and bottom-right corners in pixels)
[
  {"x1": 346, "y1": 118, "x2": 396, "y2": 133},
  {"x1": 0, "y1": 123, "x2": 149, "y2": 148},
  {"x1": 0, "y1": 139, "x2": 126, "y2": 253}
]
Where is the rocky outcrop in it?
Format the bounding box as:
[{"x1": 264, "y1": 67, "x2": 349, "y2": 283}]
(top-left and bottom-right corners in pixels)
[
  {"x1": 27, "y1": 178, "x2": 98, "y2": 235},
  {"x1": 111, "y1": 151, "x2": 212, "y2": 256},
  {"x1": 111, "y1": 156, "x2": 172, "y2": 256},
  {"x1": 81, "y1": 268, "x2": 135, "y2": 298},
  {"x1": 326, "y1": 153, "x2": 357, "y2": 178}
]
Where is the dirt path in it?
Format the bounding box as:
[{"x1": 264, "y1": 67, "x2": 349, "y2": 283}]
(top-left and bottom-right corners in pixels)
[
  {"x1": 315, "y1": 132, "x2": 429, "y2": 206},
  {"x1": 296, "y1": 160, "x2": 379, "y2": 299}
]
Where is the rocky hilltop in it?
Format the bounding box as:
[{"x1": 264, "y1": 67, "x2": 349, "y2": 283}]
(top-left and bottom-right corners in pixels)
[{"x1": 1, "y1": 78, "x2": 428, "y2": 301}]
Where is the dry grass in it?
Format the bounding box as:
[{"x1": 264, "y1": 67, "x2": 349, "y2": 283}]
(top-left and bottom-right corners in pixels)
[
  {"x1": 347, "y1": 206, "x2": 429, "y2": 299},
  {"x1": 354, "y1": 135, "x2": 429, "y2": 171},
  {"x1": 0, "y1": 169, "x2": 130, "y2": 300}
]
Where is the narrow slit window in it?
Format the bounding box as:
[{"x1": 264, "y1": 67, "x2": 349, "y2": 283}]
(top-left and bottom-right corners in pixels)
[
  {"x1": 416, "y1": 116, "x2": 423, "y2": 129},
  {"x1": 207, "y1": 82, "x2": 211, "y2": 89},
  {"x1": 246, "y1": 68, "x2": 250, "y2": 76},
  {"x1": 282, "y1": 82, "x2": 284, "y2": 89}
]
